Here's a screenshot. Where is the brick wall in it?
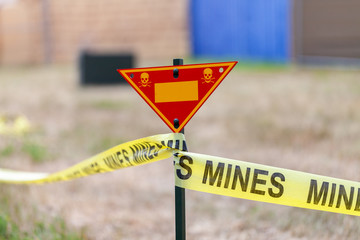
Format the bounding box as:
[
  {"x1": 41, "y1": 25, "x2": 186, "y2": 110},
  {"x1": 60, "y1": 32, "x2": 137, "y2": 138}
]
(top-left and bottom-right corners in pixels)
[
  {"x1": 0, "y1": 0, "x2": 44, "y2": 65},
  {"x1": 0, "y1": 0, "x2": 190, "y2": 65}
]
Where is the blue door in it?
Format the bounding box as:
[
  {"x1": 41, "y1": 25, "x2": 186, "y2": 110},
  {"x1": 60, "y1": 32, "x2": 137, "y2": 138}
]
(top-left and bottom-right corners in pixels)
[{"x1": 191, "y1": 0, "x2": 291, "y2": 62}]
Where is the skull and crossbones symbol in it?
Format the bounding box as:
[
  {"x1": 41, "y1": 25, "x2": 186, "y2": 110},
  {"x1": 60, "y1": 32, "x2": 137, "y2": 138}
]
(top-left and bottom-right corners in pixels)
[
  {"x1": 139, "y1": 72, "x2": 151, "y2": 87},
  {"x1": 202, "y1": 68, "x2": 215, "y2": 84}
]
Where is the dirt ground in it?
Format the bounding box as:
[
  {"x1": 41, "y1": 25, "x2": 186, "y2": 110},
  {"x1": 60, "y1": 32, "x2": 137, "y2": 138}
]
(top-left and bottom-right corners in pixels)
[{"x1": 1, "y1": 62, "x2": 360, "y2": 239}]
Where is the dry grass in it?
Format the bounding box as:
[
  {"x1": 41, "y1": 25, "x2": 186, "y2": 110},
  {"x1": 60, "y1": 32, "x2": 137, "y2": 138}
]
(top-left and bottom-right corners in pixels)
[{"x1": 0, "y1": 63, "x2": 360, "y2": 239}]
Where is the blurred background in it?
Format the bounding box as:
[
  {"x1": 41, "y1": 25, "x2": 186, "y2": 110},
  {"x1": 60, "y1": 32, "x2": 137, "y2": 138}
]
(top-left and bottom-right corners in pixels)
[
  {"x1": 0, "y1": 0, "x2": 359, "y2": 66},
  {"x1": 0, "y1": 0, "x2": 360, "y2": 239}
]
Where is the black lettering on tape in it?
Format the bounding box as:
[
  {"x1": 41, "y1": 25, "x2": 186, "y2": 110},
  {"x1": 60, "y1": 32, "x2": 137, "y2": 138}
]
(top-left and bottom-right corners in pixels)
[
  {"x1": 154, "y1": 143, "x2": 163, "y2": 157},
  {"x1": 103, "y1": 155, "x2": 117, "y2": 169},
  {"x1": 355, "y1": 188, "x2": 360, "y2": 211},
  {"x1": 123, "y1": 149, "x2": 131, "y2": 165},
  {"x1": 307, "y1": 180, "x2": 360, "y2": 211},
  {"x1": 329, "y1": 183, "x2": 336, "y2": 207},
  {"x1": 138, "y1": 143, "x2": 147, "y2": 162},
  {"x1": 131, "y1": 143, "x2": 148, "y2": 164},
  {"x1": 143, "y1": 143, "x2": 151, "y2": 160},
  {"x1": 167, "y1": 140, "x2": 173, "y2": 148},
  {"x1": 176, "y1": 155, "x2": 193, "y2": 180},
  {"x1": 202, "y1": 160, "x2": 225, "y2": 187},
  {"x1": 223, "y1": 164, "x2": 232, "y2": 189},
  {"x1": 137, "y1": 143, "x2": 145, "y2": 162},
  {"x1": 202, "y1": 161, "x2": 286, "y2": 199},
  {"x1": 307, "y1": 180, "x2": 329, "y2": 206},
  {"x1": 147, "y1": 143, "x2": 155, "y2": 159},
  {"x1": 268, "y1": 172, "x2": 285, "y2": 198},
  {"x1": 250, "y1": 169, "x2": 268, "y2": 195},
  {"x1": 182, "y1": 140, "x2": 187, "y2": 151},
  {"x1": 82, "y1": 162, "x2": 106, "y2": 175},
  {"x1": 161, "y1": 139, "x2": 186, "y2": 151},
  {"x1": 231, "y1": 166, "x2": 251, "y2": 191},
  {"x1": 336, "y1": 185, "x2": 354, "y2": 210},
  {"x1": 116, "y1": 151, "x2": 123, "y2": 162},
  {"x1": 129, "y1": 145, "x2": 138, "y2": 163},
  {"x1": 104, "y1": 149, "x2": 131, "y2": 169}
]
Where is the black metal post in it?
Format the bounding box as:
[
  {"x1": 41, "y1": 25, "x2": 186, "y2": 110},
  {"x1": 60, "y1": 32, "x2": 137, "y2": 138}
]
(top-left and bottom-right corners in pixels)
[{"x1": 173, "y1": 58, "x2": 186, "y2": 240}]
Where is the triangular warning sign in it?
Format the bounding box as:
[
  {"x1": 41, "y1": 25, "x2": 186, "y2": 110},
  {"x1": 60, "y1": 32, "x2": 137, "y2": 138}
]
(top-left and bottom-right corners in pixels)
[{"x1": 117, "y1": 61, "x2": 237, "y2": 133}]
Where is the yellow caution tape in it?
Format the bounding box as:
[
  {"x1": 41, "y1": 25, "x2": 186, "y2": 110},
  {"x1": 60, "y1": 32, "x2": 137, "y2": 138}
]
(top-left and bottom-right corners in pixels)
[
  {"x1": 174, "y1": 151, "x2": 360, "y2": 217},
  {"x1": 0, "y1": 115, "x2": 32, "y2": 136},
  {"x1": 2, "y1": 132, "x2": 360, "y2": 217},
  {"x1": 0, "y1": 133, "x2": 186, "y2": 184}
]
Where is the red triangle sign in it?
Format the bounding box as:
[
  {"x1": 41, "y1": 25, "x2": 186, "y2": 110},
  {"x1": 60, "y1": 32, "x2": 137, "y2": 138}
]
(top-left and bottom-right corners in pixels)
[{"x1": 117, "y1": 61, "x2": 237, "y2": 133}]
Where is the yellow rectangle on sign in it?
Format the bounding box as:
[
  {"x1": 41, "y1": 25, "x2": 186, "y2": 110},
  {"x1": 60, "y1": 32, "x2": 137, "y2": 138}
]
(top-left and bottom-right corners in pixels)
[{"x1": 155, "y1": 81, "x2": 198, "y2": 103}]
